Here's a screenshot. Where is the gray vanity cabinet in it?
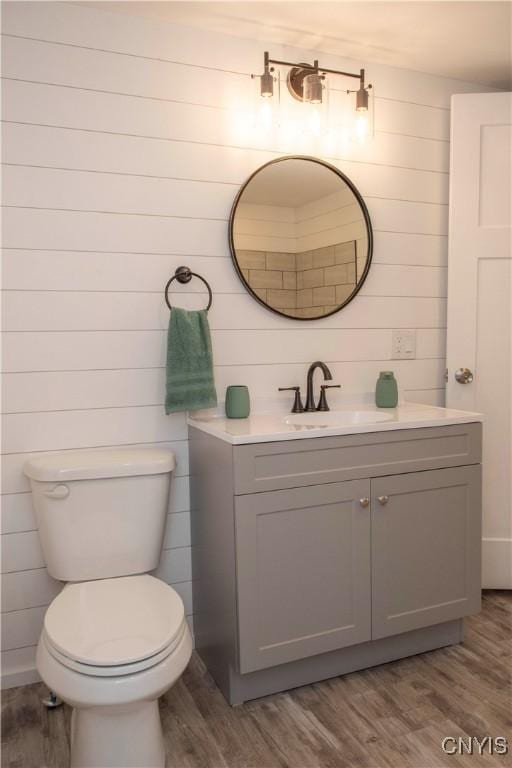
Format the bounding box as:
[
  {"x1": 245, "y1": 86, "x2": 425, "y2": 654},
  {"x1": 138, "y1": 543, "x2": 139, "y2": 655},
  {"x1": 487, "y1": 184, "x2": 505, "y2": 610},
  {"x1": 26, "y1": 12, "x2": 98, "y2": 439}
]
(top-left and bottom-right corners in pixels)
[
  {"x1": 189, "y1": 422, "x2": 482, "y2": 705},
  {"x1": 235, "y1": 480, "x2": 372, "y2": 673},
  {"x1": 371, "y1": 466, "x2": 482, "y2": 639}
]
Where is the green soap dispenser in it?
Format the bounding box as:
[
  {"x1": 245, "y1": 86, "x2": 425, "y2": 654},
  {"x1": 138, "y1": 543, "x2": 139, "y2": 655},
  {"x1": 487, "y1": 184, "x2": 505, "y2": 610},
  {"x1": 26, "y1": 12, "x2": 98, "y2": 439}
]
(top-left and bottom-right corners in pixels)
[{"x1": 375, "y1": 371, "x2": 398, "y2": 408}]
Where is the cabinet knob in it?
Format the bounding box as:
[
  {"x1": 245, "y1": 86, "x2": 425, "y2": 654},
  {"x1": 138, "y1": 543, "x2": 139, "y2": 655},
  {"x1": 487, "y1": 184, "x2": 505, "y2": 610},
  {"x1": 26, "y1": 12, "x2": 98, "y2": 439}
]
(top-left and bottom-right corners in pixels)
[
  {"x1": 359, "y1": 498, "x2": 370, "y2": 508},
  {"x1": 378, "y1": 495, "x2": 389, "y2": 505}
]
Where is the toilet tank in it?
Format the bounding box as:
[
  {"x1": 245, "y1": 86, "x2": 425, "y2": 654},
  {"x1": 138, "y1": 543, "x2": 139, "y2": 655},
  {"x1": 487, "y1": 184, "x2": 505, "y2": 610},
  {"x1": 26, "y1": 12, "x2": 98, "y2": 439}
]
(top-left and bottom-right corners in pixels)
[{"x1": 24, "y1": 448, "x2": 175, "y2": 582}]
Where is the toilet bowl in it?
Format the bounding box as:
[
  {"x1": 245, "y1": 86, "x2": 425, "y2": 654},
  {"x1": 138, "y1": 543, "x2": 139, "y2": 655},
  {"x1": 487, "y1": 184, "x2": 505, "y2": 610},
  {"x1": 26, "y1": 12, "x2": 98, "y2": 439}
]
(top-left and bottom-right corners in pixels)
[
  {"x1": 24, "y1": 448, "x2": 191, "y2": 768},
  {"x1": 36, "y1": 576, "x2": 192, "y2": 768}
]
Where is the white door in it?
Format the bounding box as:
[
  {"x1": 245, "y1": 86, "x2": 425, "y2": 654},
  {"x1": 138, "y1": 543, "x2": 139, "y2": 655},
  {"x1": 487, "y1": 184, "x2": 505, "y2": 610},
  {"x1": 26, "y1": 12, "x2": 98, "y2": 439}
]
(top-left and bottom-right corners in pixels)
[{"x1": 446, "y1": 92, "x2": 511, "y2": 588}]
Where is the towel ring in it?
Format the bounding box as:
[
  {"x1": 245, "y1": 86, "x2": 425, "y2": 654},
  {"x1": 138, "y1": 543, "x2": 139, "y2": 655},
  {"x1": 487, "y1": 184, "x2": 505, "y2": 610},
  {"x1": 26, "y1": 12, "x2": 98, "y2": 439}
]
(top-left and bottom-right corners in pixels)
[{"x1": 164, "y1": 266, "x2": 213, "y2": 312}]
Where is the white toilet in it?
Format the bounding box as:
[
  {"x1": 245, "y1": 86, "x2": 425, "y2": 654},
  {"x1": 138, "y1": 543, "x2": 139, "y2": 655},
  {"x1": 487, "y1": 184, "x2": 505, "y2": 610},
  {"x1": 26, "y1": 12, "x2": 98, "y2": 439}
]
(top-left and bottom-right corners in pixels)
[{"x1": 24, "y1": 448, "x2": 192, "y2": 768}]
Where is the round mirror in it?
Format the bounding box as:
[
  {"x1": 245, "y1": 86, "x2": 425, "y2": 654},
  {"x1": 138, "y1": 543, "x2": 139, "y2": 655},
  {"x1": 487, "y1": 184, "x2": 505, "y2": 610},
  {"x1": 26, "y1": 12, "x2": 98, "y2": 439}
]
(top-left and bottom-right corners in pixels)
[{"x1": 229, "y1": 156, "x2": 373, "y2": 320}]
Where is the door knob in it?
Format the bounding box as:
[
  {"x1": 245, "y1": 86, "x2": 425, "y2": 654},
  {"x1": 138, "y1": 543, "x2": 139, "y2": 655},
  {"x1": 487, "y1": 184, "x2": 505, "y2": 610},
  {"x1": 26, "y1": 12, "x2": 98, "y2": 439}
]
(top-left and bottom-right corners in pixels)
[
  {"x1": 378, "y1": 495, "x2": 389, "y2": 505},
  {"x1": 454, "y1": 367, "x2": 474, "y2": 384},
  {"x1": 359, "y1": 498, "x2": 370, "y2": 508}
]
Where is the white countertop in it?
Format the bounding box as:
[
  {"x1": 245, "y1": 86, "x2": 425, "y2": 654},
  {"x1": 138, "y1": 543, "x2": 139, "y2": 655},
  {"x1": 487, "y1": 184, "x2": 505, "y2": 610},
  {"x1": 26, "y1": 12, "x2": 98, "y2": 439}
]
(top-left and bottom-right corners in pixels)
[{"x1": 187, "y1": 402, "x2": 483, "y2": 445}]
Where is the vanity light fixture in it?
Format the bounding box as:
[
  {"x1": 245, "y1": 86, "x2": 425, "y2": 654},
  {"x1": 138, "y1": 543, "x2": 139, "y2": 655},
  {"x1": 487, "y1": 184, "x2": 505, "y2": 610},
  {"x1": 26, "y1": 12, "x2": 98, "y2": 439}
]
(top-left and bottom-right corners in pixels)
[
  {"x1": 303, "y1": 72, "x2": 324, "y2": 104},
  {"x1": 250, "y1": 50, "x2": 281, "y2": 134},
  {"x1": 350, "y1": 69, "x2": 370, "y2": 111},
  {"x1": 259, "y1": 51, "x2": 275, "y2": 98},
  {"x1": 253, "y1": 51, "x2": 372, "y2": 112}
]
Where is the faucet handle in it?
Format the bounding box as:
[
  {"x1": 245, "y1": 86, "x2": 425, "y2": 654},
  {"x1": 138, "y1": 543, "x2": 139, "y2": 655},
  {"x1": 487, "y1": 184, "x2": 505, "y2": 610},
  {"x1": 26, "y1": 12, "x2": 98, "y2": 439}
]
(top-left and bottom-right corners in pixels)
[
  {"x1": 317, "y1": 384, "x2": 341, "y2": 412},
  {"x1": 278, "y1": 386, "x2": 305, "y2": 413}
]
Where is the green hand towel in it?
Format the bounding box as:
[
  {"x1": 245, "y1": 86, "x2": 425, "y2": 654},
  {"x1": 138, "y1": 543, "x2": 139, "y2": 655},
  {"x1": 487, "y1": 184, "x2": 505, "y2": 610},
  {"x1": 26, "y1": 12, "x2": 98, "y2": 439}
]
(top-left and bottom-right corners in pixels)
[{"x1": 165, "y1": 308, "x2": 218, "y2": 414}]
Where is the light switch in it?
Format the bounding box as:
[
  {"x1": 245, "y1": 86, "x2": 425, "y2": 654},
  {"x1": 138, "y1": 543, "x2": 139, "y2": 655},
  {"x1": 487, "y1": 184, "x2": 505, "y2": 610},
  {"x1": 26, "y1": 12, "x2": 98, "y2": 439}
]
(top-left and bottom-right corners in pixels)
[{"x1": 392, "y1": 329, "x2": 416, "y2": 359}]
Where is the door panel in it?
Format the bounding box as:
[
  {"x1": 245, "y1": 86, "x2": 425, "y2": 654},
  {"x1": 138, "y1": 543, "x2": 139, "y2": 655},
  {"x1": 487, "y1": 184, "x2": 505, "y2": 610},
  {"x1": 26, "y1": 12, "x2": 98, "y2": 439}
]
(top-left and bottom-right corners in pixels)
[
  {"x1": 371, "y1": 466, "x2": 482, "y2": 639},
  {"x1": 235, "y1": 480, "x2": 371, "y2": 673},
  {"x1": 447, "y1": 92, "x2": 511, "y2": 587}
]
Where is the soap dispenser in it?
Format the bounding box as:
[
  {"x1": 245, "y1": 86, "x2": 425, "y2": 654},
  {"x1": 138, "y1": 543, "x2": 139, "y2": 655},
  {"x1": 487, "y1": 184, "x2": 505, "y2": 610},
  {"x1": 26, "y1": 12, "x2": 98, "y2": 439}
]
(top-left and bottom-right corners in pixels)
[{"x1": 375, "y1": 371, "x2": 398, "y2": 408}]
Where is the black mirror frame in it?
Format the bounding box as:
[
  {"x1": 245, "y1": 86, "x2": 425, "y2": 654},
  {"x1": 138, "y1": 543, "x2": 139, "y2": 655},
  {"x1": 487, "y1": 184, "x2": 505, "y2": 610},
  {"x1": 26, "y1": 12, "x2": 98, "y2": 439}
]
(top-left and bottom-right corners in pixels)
[{"x1": 228, "y1": 155, "x2": 374, "y2": 321}]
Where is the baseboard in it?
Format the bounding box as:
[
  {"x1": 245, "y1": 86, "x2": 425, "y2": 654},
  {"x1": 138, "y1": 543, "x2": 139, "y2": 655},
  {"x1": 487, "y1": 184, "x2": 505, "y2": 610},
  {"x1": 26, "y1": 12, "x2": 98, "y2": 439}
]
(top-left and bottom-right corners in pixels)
[
  {"x1": 1, "y1": 665, "x2": 41, "y2": 690},
  {"x1": 482, "y1": 537, "x2": 512, "y2": 588}
]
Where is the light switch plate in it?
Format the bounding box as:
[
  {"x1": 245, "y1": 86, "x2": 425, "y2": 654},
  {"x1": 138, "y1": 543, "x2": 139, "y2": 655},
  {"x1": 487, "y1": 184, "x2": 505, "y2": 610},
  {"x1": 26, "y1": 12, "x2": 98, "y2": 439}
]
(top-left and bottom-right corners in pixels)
[{"x1": 392, "y1": 329, "x2": 416, "y2": 359}]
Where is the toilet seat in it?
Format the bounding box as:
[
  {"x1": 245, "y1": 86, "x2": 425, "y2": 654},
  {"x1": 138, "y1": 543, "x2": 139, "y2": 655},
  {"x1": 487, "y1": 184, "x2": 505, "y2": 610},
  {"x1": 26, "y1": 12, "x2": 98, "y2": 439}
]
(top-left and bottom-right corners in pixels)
[
  {"x1": 44, "y1": 574, "x2": 186, "y2": 674},
  {"x1": 42, "y1": 622, "x2": 188, "y2": 677}
]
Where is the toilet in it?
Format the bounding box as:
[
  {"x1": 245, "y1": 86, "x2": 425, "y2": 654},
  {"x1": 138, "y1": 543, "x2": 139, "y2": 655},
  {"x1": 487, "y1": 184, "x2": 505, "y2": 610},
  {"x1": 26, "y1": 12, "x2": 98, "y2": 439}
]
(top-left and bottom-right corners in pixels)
[{"x1": 24, "y1": 448, "x2": 192, "y2": 768}]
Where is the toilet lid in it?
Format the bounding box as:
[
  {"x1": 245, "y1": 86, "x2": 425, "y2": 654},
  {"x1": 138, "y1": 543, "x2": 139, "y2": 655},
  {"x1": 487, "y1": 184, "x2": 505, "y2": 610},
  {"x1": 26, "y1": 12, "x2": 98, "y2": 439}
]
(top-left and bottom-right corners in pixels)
[{"x1": 44, "y1": 575, "x2": 185, "y2": 667}]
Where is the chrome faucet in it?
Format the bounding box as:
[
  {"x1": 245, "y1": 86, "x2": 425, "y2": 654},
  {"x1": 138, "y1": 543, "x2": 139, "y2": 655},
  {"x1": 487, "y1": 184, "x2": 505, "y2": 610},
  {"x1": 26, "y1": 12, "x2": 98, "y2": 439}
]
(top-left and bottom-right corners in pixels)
[{"x1": 305, "y1": 361, "x2": 335, "y2": 411}]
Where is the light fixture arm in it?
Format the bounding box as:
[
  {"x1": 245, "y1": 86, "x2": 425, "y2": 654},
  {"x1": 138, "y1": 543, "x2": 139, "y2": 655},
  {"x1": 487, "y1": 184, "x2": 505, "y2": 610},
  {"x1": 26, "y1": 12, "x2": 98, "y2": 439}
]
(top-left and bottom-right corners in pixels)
[{"x1": 264, "y1": 53, "x2": 369, "y2": 91}]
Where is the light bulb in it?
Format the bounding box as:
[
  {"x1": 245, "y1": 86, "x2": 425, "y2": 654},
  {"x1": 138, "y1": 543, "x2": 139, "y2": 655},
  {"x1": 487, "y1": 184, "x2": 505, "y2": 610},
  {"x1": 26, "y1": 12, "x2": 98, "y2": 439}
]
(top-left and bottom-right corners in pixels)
[
  {"x1": 355, "y1": 113, "x2": 368, "y2": 142},
  {"x1": 308, "y1": 105, "x2": 322, "y2": 137},
  {"x1": 258, "y1": 100, "x2": 274, "y2": 132}
]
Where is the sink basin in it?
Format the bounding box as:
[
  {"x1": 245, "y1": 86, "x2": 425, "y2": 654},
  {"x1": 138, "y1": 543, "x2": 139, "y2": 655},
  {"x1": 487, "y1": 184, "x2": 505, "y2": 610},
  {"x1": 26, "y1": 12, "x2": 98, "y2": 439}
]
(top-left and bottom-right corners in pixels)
[{"x1": 284, "y1": 410, "x2": 395, "y2": 428}]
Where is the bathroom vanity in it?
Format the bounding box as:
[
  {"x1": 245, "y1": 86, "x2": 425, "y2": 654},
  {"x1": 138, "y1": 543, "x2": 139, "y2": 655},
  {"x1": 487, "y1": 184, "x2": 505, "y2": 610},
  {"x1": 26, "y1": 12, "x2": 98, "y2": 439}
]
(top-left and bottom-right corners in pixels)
[{"x1": 188, "y1": 404, "x2": 482, "y2": 705}]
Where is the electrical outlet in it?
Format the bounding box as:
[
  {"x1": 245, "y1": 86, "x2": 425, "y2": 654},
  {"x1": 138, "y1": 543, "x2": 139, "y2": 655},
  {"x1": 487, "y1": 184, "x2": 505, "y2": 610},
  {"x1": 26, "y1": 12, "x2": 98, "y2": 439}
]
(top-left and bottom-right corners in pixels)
[{"x1": 392, "y1": 329, "x2": 416, "y2": 359}]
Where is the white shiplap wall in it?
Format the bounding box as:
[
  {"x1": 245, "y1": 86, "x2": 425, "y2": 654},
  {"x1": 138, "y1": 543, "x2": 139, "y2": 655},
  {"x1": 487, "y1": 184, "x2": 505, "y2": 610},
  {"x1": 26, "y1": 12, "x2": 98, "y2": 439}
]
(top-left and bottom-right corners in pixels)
[
  {"x1": 234, "y1": 203, "x2": 296, "y2": 252},
  {"x1": 1, "y1": 1, "x2": 486, "y2": 688},
  {"x1": 234, "y1": 187, "x2": 367, "y2": 255}
]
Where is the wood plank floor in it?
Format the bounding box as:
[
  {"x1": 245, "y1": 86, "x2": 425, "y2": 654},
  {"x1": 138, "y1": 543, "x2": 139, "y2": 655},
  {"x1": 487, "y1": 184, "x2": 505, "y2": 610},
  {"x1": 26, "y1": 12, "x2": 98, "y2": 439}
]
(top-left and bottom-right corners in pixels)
[{"x1": 2, "y1": 591, "x2": 511, "y2": 768}]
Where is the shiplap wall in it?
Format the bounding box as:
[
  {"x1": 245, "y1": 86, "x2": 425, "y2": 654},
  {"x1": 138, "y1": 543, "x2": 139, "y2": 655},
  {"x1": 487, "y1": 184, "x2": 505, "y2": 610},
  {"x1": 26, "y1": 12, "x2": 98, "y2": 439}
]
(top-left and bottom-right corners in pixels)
[
  {"x1": 296, "y1": 189, "x2": 367, "y2": 255},
  {"x1": 234, "y1": 203, "x2": 296, "y2": 251},
  {"x1": 1, "y1": 1, "x2": 486, "y2": 688},
  {"x1": 235, "y1": 187, "x2": 366, "y2": 254}
]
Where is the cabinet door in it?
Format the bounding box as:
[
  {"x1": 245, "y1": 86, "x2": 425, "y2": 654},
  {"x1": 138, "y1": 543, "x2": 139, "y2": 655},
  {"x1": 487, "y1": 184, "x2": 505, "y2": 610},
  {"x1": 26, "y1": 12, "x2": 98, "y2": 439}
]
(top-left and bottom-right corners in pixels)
[
  {"x1": 235, "y1": 480, "x2": 371, "y2": 673},
  {"x1": 371, "y1": 466, "x2": 482, "y2": 639}
]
